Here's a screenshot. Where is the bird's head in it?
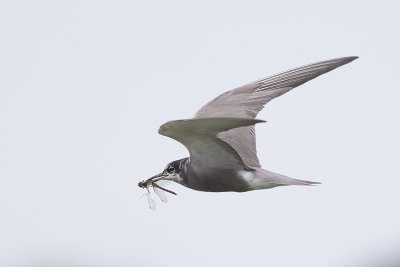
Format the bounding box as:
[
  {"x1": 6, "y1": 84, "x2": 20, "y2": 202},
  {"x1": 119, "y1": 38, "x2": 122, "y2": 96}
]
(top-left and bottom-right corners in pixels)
[{"x1": 138, "y1": 158, "x2": 187, "y2": 187}]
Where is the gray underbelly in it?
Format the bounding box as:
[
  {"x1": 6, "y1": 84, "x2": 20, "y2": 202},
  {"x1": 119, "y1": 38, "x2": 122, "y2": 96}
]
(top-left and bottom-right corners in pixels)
[{"x1": 185, "y1": 169, "x2": 251, "y2": 192}]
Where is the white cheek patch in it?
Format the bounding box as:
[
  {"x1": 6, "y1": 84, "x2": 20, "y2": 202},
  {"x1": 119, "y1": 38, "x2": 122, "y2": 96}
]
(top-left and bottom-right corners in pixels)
[
  {"x1": 168, "y1": 173, "x2": 182, "y2": 184},
  {"x1": 174, "y1": 173, "x2": 183, "y2": 183},
  {"x1": 163, "y1": 173, "x2": 182, "y2": 183}
]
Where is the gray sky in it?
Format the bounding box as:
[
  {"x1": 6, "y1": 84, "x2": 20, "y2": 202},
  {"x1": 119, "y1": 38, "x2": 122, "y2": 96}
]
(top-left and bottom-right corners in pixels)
[{"x1": 1, "y1": 1, "x2": 399, "y2": 267}]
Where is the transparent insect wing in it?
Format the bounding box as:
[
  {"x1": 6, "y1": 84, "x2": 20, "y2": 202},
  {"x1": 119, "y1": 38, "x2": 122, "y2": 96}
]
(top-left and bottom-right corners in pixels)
[
  {"x1": 155, "y1": 180, "x2": 171, "y2": 187},
  {"x1": 154, "y1": 184, "x2": 168, "y2": 203},
  {"x1": 146, "y1": 183, "x2": 156, "y2": 210}
]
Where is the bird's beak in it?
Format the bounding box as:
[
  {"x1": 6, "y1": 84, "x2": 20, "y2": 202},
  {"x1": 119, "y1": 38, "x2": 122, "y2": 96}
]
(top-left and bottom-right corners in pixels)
[
  {"x1": 148, "y1": 172, "x2": 167, "y2": 181},
  {"x1": 144, "y1": 172, "x2": 169, "y2": 185},
  {"x1": 138, "y1": 173, "x2": 168, "y2": 188}
]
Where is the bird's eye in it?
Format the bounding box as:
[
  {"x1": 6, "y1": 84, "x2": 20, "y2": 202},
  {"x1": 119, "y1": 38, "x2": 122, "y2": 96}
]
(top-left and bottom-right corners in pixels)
[{"x1": 167, "y1": 166, "x2": 175, "y2": 173}]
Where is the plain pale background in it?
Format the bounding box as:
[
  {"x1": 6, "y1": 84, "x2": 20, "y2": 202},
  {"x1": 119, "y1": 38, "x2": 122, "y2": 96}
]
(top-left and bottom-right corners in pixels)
[{"x1": 1, "y1": 1, "x2": 399, "y2": 267}]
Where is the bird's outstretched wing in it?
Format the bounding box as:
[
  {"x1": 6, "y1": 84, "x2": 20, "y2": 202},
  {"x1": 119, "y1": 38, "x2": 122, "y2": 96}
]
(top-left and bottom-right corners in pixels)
[
  {"x1": 194, "y1": 56, "x2": 358, "y2": 167},
  {"x1": 159, "y1": 118, "x2": 265, "y2": 169}
]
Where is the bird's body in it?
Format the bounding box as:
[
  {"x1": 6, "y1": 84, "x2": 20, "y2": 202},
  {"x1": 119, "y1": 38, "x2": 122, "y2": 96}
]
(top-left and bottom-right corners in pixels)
[
  {"x1": 168, "y1": 157, "x2": 316, "y2": 192},
  {"x1": 139, "y1": 56, "x2": 357, "y2": 201},
  {"x1": 184, "y1": 158, "x2": 250, "y2": 192},
  {"x1": 185, "y1": 165, "x2": 283, "y2": 192}
]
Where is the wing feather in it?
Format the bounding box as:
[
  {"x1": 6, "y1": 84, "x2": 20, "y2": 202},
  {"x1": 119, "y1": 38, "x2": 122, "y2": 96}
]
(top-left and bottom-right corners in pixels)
[{"x1": 194, "y1": 56, "x2": 358, "y2": 167}]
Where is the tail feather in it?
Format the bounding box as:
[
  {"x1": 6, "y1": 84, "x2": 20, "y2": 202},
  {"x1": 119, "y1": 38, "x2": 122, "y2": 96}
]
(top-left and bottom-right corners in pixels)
[
  {"x1": 247, "y1": 168, "x2": 320, "y2": 190},
  {"x1": 283, "y1": 177, "x2": 321, "y2": 186}
]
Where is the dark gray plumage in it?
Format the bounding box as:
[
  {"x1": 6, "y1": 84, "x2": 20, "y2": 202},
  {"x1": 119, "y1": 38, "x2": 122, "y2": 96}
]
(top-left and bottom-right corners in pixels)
[{"x1": 140, "y1": 57, "x2": 358, "y2": 197}]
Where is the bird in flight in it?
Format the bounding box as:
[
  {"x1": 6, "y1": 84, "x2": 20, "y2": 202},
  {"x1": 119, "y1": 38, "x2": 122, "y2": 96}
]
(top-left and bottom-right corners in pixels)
[{"x1": 139, "y1": 56, "x2": 358, "y2": 209}]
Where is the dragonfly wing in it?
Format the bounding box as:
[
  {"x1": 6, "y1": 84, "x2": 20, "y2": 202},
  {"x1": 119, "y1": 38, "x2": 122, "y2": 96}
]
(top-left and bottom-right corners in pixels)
[
  {"x1": 154, "y1": 180, "x2": 171, "y2": 187},
  {"x1": 147, "y1": 196, "x2": 156, "y2": 210},
  {"x1": 146, "y1": 184, "x2": 156, "y2": 210},
  {"x1": 154, "y1": 186, "x2": 168, "y2": 203}
]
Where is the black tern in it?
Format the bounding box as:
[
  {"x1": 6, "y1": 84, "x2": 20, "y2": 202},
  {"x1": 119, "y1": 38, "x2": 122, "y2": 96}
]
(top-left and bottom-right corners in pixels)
[{"x1": 139, "y1": 56, "x2": 357, "y2": 209}]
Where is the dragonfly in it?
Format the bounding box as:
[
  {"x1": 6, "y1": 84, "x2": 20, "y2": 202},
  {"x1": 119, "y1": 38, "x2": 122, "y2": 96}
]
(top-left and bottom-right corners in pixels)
[{"x1": 138, "y1": 178, "x2": 177, "y2": 210}]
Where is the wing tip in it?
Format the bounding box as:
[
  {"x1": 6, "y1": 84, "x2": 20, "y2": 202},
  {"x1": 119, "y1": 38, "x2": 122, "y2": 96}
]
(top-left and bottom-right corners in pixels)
[
  {"x1": 319, "y1": 56, "x2": 358, "y2": 68},
  {"x1": 341, "y1": 56, "x2": 359, "y2": 63}
]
